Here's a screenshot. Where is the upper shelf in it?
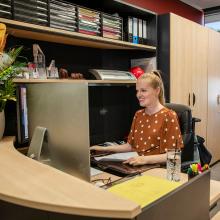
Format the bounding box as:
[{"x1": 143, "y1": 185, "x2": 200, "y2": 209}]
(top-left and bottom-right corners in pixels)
[
  {"x1": 13, "y1": 79, "x2": 137, "y2": 85},
  {"x1": 0, "y1": 18, "x2": 156, "y2": 51}
]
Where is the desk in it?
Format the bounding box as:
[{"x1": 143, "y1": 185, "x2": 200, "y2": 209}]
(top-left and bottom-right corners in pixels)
[
  {"x1": 146, "y1": 168, "x2": 220, "y2": 215},
  {"x1": 94, "y1": 167, "x2": 220, "y2": 210},
  {"x1": 210, "y1": 180, "x2": 220, "y2": 218},
  {"x1": 142, "y1": 168, "x2": 188, "y2": 183},
  {"x1": 0, "y1": 137, "x2": 140, "y2": 219},
  {"x1": 0, "y1": 137, "x2": 211, "y2": 220},
  {"x1": 210, "y1": 180, "x2": 220, "y2": 207},
  {"x1": 212, "y1": 211, "x2": 220, "y2": 220},
  {"x1": 143, "y1": 168, "x2": 220, "y2": 209}
]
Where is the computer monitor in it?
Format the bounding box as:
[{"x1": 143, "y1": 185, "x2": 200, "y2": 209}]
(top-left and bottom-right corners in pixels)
[{"x1": 17, "y1": 82, "x2": 90, "y2": 181}]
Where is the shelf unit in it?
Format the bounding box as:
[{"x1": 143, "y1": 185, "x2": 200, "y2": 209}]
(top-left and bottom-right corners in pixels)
[
  {"x1": 0, "y1": 18, "x2": 156, "y2": 51},
  {"x1": 3, "y1": 0, "x2": 157, "y2": 143},
  {"x1": 13, "y1": 79, "x2": 136, "y2": 84}
]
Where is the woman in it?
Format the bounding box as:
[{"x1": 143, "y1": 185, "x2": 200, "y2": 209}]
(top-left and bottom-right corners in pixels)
[{"x1": 90, "y1": 70, "x2": 183, "y2": 166}]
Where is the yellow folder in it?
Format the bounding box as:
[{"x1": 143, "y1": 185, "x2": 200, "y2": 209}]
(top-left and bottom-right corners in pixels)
[{"x1": 108, "y1": 175, "x2": 181, "y2": 208}]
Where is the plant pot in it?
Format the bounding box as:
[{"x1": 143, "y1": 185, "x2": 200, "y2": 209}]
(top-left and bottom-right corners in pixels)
[{"x1": 0, "y1": 110, "x2": 5, "y2": 140}]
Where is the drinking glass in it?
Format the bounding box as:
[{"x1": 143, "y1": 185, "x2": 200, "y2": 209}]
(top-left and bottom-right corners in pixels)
[{"x1": 166, "y1": 149, "x2": 181, "y2": 182}]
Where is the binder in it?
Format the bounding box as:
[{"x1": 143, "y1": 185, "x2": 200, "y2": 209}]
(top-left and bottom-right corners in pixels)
[
  {"x1": 132, "y1": 17, "x2": 138, "y2": 44},
  {"x1": 143, "y1": 20, "x2": 147, "y2": 44},
  {"x1": 138, "y1": 18, "x2": 143, "y2": 44},
  {"x1": 124, "y1": 16, "x2": 133, "y2": 42},
  {"x1": 16, "y1": 85, "x2": 29, "y2": 145}
]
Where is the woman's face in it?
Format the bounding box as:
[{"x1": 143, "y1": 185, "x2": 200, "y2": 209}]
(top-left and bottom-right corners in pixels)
[{"x1": 136, "y1": 79, "x2": 160, "y2": 107}]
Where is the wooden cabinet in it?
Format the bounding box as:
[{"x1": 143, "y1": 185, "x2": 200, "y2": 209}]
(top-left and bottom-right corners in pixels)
[
  {"x1": 207, "y1": 29, "x2": 220, "y2": 163},
  {"x1": 170, "y1": 14, "x2": 193, "y2": 107},
  {"x1": 190, "y1": 22, "x2": 208, "y2": 140},
  {"x1": 159, "y1": 13, "x2": 220, "y2": 163},
  {"x1": 159, "y1": 13, "x2": 208, "y2": 139}
]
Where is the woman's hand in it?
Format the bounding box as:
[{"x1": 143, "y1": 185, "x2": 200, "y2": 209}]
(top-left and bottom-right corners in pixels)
[
  {"x1": 90, "y1": 145, "x2": 106, "y2": 151},
  {"x1": 123, "y1": 156, "x2": 148, "y2": 166},
  {"x1": 90, "y1": 143, "x2": 132, "y2": 153},
  {"x1": 123, "y1": 153, "x2": 167, "y2": 165}
]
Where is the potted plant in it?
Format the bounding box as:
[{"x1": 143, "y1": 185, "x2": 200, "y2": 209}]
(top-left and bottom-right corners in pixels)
[{"x1": 0, "y1": 46, "x2": 25, "y2": 140}]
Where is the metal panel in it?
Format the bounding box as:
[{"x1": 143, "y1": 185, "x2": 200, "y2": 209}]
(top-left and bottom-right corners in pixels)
[{"x1": 26, "y1": 82, "x2": 90, "y2": 182}]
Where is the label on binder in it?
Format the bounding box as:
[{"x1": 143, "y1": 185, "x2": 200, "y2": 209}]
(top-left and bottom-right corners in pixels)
[{"x1": 132, "y1": 17, "x2": 138, "y2": 44}]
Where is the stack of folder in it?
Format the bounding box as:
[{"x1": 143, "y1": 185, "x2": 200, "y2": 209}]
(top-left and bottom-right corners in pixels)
[
  {"x1": 13, "y1": 0, "x2": 48, "y2": 26},
  {"x1": 101, "y1": 13, "x2": 123, "y2": 40},
  {"x1": 0, "y1": 0, "x2": 11, "y2": 19},
  {"x1": 49, "y1": 0, "x2": 77, "y2": 32},
  {"x1": 77, "y1": 7, "x2": 101, "y2": 36},
  {"x1": 124, "y1": 17, "x2": 148, "y2": 44}
]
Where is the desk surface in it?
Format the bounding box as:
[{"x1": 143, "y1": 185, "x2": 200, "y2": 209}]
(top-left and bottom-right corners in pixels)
[
  {"x1": 0, "y1": 137, "x2": 141, "y2": 219},
  {"x1": 147, "y1": 168, "x2": 220, "y2": 208},
  {"x1": 212, "y1": 211, "x2": 220, "y2": 220},
  {"x1": 0, "y1": 137, "x2": 219, "y2": 218},
  {"x1": 142, "y1": 168, "x2": 188, "y2": 183},
  {"x1": 95, "y1": 165, "x2": 220, "y2": 208},
  {"x1": 210, "y1": 179, "x2": 220, "y2": 207}
]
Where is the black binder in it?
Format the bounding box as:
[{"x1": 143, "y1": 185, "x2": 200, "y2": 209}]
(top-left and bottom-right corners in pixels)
[
  {"x1": 143, "y1": 19, "x2": 148, "y2": 44},
  {"x1": 124, "y1": 16, "x2": 133, "y2": 42},
  {"x1": 138, "y1": 18, "x2": 143, "y2": 44}
]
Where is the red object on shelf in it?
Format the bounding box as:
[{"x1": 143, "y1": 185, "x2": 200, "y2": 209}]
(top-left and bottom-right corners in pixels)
[{"x1": 130, "y1": 66, "x2": 144, "y2": 79}]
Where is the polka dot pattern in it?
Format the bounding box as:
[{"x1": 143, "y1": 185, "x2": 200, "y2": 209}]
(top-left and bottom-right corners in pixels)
[{"x1": 127, "y1": 107, "x2": 184, "y2": 156}]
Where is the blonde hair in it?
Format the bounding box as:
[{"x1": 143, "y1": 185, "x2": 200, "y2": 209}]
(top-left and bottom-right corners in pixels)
[{"x1": 138, "y1": 70, "x2": 165, "y2": 105}]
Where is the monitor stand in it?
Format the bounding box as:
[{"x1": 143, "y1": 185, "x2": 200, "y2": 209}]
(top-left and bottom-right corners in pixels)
[{"x1": 27, "y1": 126, "x2": 51, "y2": 164}]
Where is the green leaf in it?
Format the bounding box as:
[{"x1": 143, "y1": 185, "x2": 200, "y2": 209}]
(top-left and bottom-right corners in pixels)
[{"x1": 0, "y1": 46, "x2": 25, "y2": 110}]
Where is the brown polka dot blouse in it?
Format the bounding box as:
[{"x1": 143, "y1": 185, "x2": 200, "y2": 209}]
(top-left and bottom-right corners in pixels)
[{"x1": 127, "y1": 107, "x2": 183, "y2": 156}]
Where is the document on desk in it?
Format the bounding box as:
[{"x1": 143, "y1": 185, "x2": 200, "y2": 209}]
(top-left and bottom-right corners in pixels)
[
  {"x1": 90, "y1": 167, "x2": 104, "y2": 176},
  {"x1": 94, "y1": 152, "x2": 139, "y2": 161},
  {"x1": 108, "y1": 175, "x2": 181, "y2": 208}
]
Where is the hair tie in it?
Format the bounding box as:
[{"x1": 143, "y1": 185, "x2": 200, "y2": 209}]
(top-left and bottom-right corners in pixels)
[{"x1": 151, "y1": 70, "x2": 162, "y2": 80}]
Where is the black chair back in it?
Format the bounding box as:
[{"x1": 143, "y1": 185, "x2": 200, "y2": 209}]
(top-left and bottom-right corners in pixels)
[{"x1": 165, "y1": 103, "x2": 194, "y2": 162}]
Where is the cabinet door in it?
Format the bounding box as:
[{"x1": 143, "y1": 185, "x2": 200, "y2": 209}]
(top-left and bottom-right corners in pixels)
[
  {"x1": 191, "y1": 22, "x2": 208, "y2": 139},
  {"x1": 170, "y1": 14, "x2": 192, "y2": 106},
  {"x1": 207, "y1": 29, "x2": 220, "y2": 163},
  {"x1": 170, "y1": 14, "x2": 207, "y2": 139}
]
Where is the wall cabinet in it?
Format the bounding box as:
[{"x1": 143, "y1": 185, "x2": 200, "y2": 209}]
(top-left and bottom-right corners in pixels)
[
  {"x1": 159, "y1": 13, "x2": 208, "y2": 140},
  {"x1": 158, "y1": 13, "x2": 220, "y2": 164},
  {"x1": 207, "y1": 29, "x2": 220, "y2": 163}
]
